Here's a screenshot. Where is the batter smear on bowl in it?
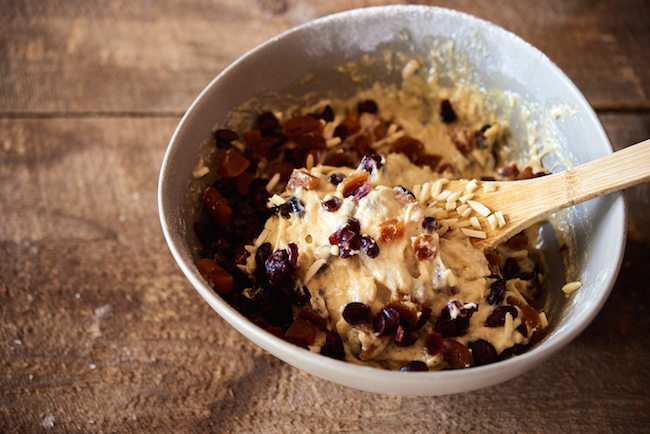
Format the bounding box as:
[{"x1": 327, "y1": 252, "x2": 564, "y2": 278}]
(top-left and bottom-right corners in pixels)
[{"x1": 192, "y1": 69, "x2": 553, "y2": 371}]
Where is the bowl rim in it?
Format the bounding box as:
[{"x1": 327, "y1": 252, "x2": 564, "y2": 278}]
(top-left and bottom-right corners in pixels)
[{"x1": 158, "y1": 4, "x2": 626, "y2": 394}]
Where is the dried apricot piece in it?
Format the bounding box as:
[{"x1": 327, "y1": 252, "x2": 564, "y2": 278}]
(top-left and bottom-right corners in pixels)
[
  {"x1": 198, "y1": 258, "x2": 234, "y2": 294},
  {"x1": 218, "y1": 149, "x2": 250, "y2": 178},
  {"x1": 287, "y1": 169, "x2": 321, "y2": 191},
  {"x1": 284, "y1": 115, "x2": 323, "y2": 142},
  {"x1": 203, "y1": 186, "x2": 233, "y2": 229},
  {"x1": 267, "y1": 162, "x2": 295, "y2": 182},
  {"x1": 379, "y1": 219, "x2": 405, "y2": 242},
  {"x1": 338, "y1": 170, "x2": 369, "y2": 197},
  {"x1": 285, "y1": 319, "x2": 317, "y2": 345}
]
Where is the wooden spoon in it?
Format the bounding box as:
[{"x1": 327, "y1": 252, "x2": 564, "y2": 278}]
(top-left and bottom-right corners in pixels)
[{"x1": 441, "y1": 138, "x2": 650, "y2": 251}]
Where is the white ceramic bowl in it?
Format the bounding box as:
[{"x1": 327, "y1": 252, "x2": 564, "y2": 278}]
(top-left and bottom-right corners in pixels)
[{"x1": 158, "y1": 5, "x2": 625, "y2": 396}]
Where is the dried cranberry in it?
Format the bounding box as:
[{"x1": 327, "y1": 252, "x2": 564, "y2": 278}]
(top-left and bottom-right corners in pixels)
[
  {"x1": 360, "y1": 234, "x2": 380, "y2": 258},
  {"x1": 393, "y1": 325, "x2": 418, "y2": 347},
  {"x1": 440, "y1": 99, "x2": 456, "y2": 123},
  {"x1": 435, "y1": 301, "x2": 478, "y2": 338},
  {"x1": 424, "y1": 332, "x2": 444, "y2": 356},
  {"x1": 408, "y1": 307, "x2": 432, "y2": 332},
  {"x1": 422, "y1": 217, "x2": 438, "y2": 233},
  {"x1": 342, "y1": 302, "x2": 372, "y2": 326},
  {"x1": 373, "y1": 307, "x2": 400, "y2": 337},
  {"x1": 360, "y1": 153, "x2": 383, "y2": 173},
  {"x1": 346, "y1": 218, "x2": 360, "y2": 235},
  {"x1": 265, "y1": 249, "x2": 294, "y2": 287},
  {"x1": 357, "y1": 99, "x2": 378, "y2": 114},
  {"x1": 400, "y1": 361, "x2": 428, "y2": 372},
  {"x1": 503, "y1": 258, "x2": 520, "y2": 280},
  {"x1": 287, "y1": 242, "x2": 298, "y2": 268},
  {"x1": 321, "y1": 330, "x2": 345, "y2": 360},
  {"x1": 468, "y1": 339, "x2": 497, "y2": 366},
  {"x1": 485, "y1": 305, "x2": 518, "y2": 327},
  {"x1": 487, "y1": 276, "x2": 506, "y2": 305},
  {"x1": 328, "y1": 173, "x2": 345, "y2": 186},
  {"x1": 321, "y1": 196, "x2": 342, "y2": 212},
  {"x1": 352, "y1": 184, "x2": 372, "y2": 201}
]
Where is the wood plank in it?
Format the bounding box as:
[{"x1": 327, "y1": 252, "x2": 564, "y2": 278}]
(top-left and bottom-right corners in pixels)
[
  {"x1": 0, "y1": 113, "x2": 649, "y2": 431},
  {"x1": 1, "y1": 0, "x2": 648, "y2": 115}
]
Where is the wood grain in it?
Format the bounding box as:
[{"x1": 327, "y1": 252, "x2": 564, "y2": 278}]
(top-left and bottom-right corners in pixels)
[
  {"x1": 0, "y1": 1, "x2": 649, "y2": 433},
  {"x1": 1, "y1": 0, "x2": 648, "y2": 115}
]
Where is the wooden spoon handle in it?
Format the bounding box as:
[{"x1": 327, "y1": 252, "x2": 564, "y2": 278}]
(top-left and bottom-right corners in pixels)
[{"x1": 561, "y1": 138, "x2": 650, "y2": 206}]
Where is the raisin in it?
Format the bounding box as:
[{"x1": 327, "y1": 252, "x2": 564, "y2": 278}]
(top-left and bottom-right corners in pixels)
[
  {"x1": 267, "y1": 162, "x2": 295, "y2": 182},
  {"x1": 321, "y1": 196, "x2": 342, "y2": 212},
  {"x1": 378, "y1": 219, "x2": 404, "y2": 242},
  {"x1": 450, "y1": 129, "x2": 476, "y2": 154},
  {"x1": 440, "y1": 99, "x2": 457, "y2": 123},
  {"x1": 298, "y1": 304, "x2": 328, "y2": 329},
  {"x1": 498, "y1": 164, "x2": 519, "y2": 179},
  {"x1": 360, "y1": 234, "x2": 379, "y2": 258},
  {"x1": 324, "y1": 151, "x2": 353, "y2": 168},
  {"x1": 193, "y1": 221, "x2": 214, "y2": 243},
  {"x1": 342, "y1": 302, "x2": 373, "y2": 326},
  {"x1": 504, "y1": 233, "x2": 528, "y2": 250},
  {"x1": 468, "y1": 339, "x2": 497, "y2": 366},
  {"x1": 319, "y1": 105, "x2": 334, "y2": 123},
  {"x1": 357, "y1": 99, "x2": 378, "y2": 114},
  {"x1": 255, "y1": 243, "x2": 272, "y2": 271},
  {"x1": 442, "y1": 339, "x2": 473, "y2": 369},
  {"x1": 413, "y1": 234, "x2": 438, "y2": 260},
  {"x1": 257, "y1": 111, "x2": 280, "y2": 132},
  {"x1": 400, "y1": 361, "x2": 428, "y2": 372},
  {"x1": 521, "y1": 305, "x2": 542, "y2": 344},
  {"x1": 390, "y1": 136, "x2": 424, "y2": 161},
  {"x1": 415, "y1": 154, "x2": 442, "y2": 170},
  {"x1": 297, "y1": 132, "x2": 327, "y2": 151},
  {"x1": 351, "y1": 135, "x2": 371, "y2": 157},
  {"x1": 213, "y1": 177, "x2": 237, "y2": 199},
  {"x1": 321, "y1": 330, "x2": 345, "y2": 360},
  {"x1": 333, "y1": 109, "x2": 361, "y2": 142},
  {"x1": 485, "y1": 305, "x2": 518, "y2": 327},
  {"x1": 338, "y1": 171, "x2": 370, "y2": 196}
]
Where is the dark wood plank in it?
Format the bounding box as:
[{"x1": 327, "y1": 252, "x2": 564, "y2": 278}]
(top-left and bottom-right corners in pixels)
[
  {"x1": 0, "y1": 113, "x2": 648, "y2": 432},
  {"x1": 1, "y1": 0, "x2": 648, "y2": 115}
]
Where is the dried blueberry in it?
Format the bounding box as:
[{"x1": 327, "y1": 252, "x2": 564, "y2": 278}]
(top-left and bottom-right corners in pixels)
[
  {"x1": 487, "y1": 276, "x2": 506, "y2": 305},
  {"x1": 468, "y1": 339, "x2": 497, "y2": 366},
  {"x1": 321, "y1": 330, "x2": 345, "y2": 360},
  {"x1": 289, "y1": 196, "x2": 306, "y2": 218},
  {"x1": 440, "y1": 99, "x2": 456, "y2": 123},
  {"x1": 342, "y1": 302, "x2": 372, "y2": 326},
  {"x1": 485, "y1": 305, "x2": 518, "y2": 327},
  {"x1": 400, "y1": 361, "x2": 428, "y2": 372},
  {"x1": 360, "y1": 153, "x2": 384, "y2": 173},
  {"x1": 271, "y1": 202, "x2": 293, "y2": 217},
  {"x1": 321, "y1": 196, "x2": 342, "y2": 212},
  {"x1": 328, "y1": 173, "x2": 345, "y2": 186},
  {"x1": 360, "y1": 234, "x2": 380, "y2": 258},
  {"x1": 422, "y1": 217, "x2": 438, "y2": 233},
  {"x1": 373, "y1": 307, "x2": 400, "y2": 337}
]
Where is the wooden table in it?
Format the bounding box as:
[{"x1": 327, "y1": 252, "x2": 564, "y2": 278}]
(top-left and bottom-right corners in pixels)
[{"x1": 1, "y1": 1, "x2": 649, "y2": 432}]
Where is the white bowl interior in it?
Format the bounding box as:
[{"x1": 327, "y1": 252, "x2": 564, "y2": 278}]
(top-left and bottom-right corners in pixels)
[{"x1": 158, "y1": 5, "x2": 625, "y2": 395}]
